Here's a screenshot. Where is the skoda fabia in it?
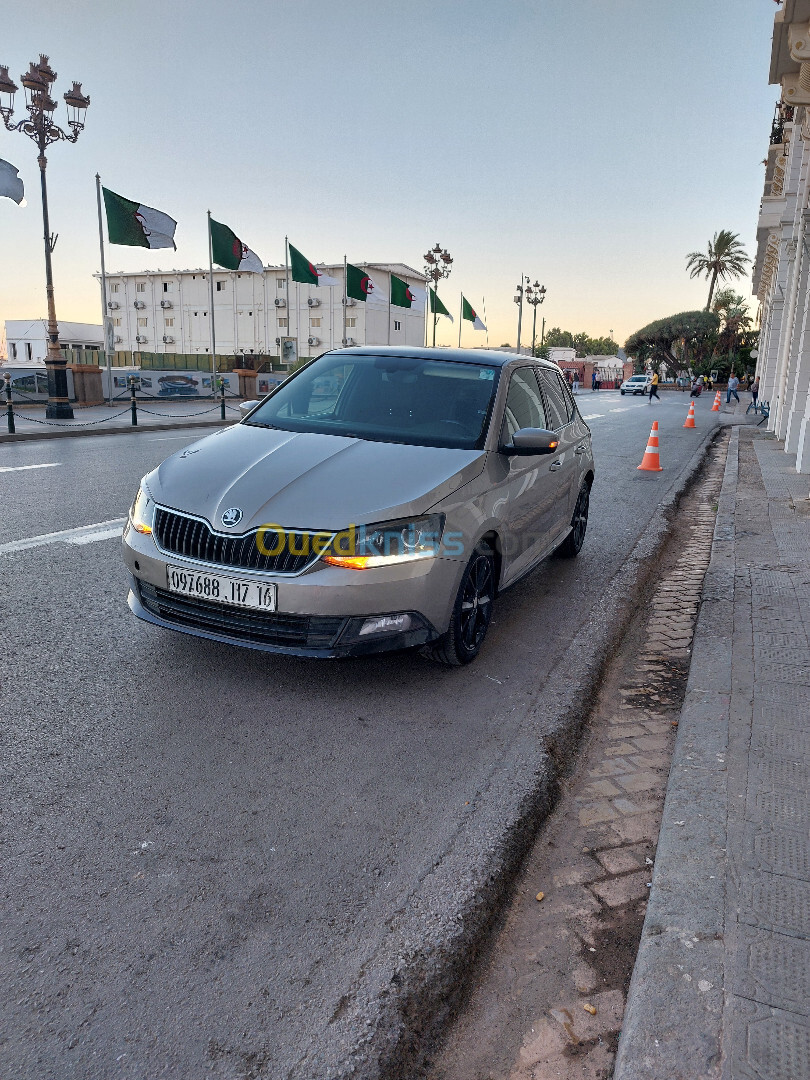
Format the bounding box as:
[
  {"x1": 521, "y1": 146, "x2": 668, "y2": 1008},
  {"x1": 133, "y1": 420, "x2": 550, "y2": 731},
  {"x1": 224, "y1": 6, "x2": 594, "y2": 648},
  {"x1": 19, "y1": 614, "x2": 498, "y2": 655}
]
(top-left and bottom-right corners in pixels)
[{"x1": 124, "y1": 347, "x2": 595, "y2": 665}]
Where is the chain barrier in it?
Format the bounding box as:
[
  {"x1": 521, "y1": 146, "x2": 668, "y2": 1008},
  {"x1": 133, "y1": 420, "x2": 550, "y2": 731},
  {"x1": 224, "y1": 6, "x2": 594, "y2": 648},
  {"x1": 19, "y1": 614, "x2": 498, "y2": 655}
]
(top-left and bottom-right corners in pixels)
[
  {"x1": 11, "y1": 409, "x2": 133, "y2": 428},
  {"x1": 138, "y1": 405, "x2": 229, "y2": 418}
]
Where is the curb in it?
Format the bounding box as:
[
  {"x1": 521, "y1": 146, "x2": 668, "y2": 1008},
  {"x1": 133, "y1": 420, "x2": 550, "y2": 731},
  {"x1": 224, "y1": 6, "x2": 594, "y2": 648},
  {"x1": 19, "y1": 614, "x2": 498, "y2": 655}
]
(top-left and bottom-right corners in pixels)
[
  {"x1": 613, "y1": 426, "x2": 739, "y2": 1079},
  {"x1": 312, "y1": 423, "x2": 726, "y2": 1080},
  {"x1": 0, "y1": 416, "x2": 238, "y2": 443}
]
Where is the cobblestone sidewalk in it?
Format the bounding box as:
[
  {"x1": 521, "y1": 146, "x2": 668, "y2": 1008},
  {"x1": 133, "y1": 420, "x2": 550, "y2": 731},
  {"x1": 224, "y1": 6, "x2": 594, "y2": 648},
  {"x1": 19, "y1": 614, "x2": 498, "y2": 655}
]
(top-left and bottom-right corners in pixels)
[{"x1": 615, "y1": 427, "x2": 810, "y2": 1079}]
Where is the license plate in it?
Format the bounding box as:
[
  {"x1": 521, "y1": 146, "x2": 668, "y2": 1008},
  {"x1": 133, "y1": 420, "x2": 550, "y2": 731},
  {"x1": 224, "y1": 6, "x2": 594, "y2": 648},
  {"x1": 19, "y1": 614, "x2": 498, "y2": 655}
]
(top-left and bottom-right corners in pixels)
[{"x1": 166, "y1": 565, "x2": 277, "y2": 610}]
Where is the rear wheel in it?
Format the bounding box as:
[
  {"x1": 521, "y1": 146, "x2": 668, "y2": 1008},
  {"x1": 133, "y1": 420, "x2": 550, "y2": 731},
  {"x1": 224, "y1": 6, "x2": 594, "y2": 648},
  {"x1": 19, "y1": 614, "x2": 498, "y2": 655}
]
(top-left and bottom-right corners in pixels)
[
  {"x1": 556, "y1": 480, "x2": 590, "y2": 558},
  {"x1": 427, "y1": 544, "x2": 495, "y2": 666}
]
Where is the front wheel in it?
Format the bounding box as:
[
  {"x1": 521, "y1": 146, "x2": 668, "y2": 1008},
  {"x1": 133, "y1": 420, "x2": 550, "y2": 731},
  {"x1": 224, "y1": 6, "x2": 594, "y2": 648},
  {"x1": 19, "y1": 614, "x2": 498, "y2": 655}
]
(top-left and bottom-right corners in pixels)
[
  {"x1": 556, "y1": 480, "x2": 590, "y2": 558},
  {"x1": 620, "y1": 389, "x2": 626, "y2": 395},
  {"x1": 426, "y1": 544, "x2": 495, "y2": 666}
]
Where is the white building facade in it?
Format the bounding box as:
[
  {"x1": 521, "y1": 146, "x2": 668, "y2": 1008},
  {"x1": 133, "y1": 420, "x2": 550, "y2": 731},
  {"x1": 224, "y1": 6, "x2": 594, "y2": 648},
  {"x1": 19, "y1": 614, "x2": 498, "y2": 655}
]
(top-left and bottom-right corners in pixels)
[
  {"x1": 4, "y1": 319, "x2": 103, "y2": 366},
  {"x1": 98, "y1": 262, "x2": 427, "y2": 364},
  {"x1": 753, "y1": 0, "x2": 810, "y2": 472}
]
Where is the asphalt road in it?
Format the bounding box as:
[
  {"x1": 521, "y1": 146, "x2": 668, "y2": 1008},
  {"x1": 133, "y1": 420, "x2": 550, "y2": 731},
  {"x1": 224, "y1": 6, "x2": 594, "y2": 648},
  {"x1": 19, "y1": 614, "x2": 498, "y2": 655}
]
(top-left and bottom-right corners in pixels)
[{"x1": 0, "y1": 391, "x2": 723, "y2": 1079}]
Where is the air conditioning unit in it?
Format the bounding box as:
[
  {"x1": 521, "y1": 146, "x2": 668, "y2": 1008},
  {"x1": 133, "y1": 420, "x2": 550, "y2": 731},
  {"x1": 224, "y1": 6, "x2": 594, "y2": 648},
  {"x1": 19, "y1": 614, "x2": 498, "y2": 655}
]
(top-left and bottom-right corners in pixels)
[
  {"x1": 107, "y1": 300, "x2": 119, "y2": 310},
  {"x1": 307, "y1": 336, "x2": 320, "y2": 346},
  {"x1": 162, "y1": 335, "x2": 175, "y2": 344},
  {"x1": 135, "y1": 335, "x2": 148, "y2": 344},
  {"x1": 160, "y1": 300, "x2": 173, "y2": 309},
  {"x1": 134, "y1": 300, "x2": 146, "y2": 309},
  {"x1": 274, "y1": 298, "x2": 286, "y2": 308},
  {"x1": 114, "y1": 336, "x2": 123, "y2": 344},
  {"x1": 307, "y1": 297, "x2": 321, "y2": 307},
  {"x1": 344, "y1": 297, "x2": 357, "y2": 307}
]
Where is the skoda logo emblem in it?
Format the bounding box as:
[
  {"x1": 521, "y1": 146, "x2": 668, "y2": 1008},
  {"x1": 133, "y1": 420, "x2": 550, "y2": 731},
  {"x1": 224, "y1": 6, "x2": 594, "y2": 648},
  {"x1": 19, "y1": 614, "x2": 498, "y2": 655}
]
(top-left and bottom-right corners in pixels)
[{"x1": 221, "y1": 507, "x2": 243, "y2": 528}]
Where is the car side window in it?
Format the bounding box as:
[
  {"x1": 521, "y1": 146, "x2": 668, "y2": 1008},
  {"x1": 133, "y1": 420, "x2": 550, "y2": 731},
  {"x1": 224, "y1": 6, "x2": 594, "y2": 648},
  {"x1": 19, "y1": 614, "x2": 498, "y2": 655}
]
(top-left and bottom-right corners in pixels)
[
  {"x1": 551, "y1": 370, "x2": 576, "y2": 421},
  {"x1": 537, "y1": 369, "x2": 571, "y2": 430},
  {"x1": 501, "y1": 368, "x2": 549, "y2": 443}
]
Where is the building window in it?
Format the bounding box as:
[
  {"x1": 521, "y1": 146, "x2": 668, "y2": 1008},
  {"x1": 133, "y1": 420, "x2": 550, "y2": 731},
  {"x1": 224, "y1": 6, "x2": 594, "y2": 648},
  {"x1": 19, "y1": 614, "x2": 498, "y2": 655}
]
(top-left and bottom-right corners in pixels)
[
  {"x1": 136, "y1": 282, "x2": 146, "y2": 293},
  {"x1": 137, "y1": 317, "x2": 148, "y2": 327},
  {"x1": 278, "y1": 318, "x2": 288, "y2": 328},
  {"x1": 10, "y1": 343, "x2": 16, "y2": 360},
  {"x1": 164, "y1": 317, "x2": 174, "y2": 327},
  {"x1": 216, "y1": 280, "x2": 225, "y2": 292},
  {"x1": 113, "y1": 318, "x2": 122, "y2": 327},
  {"x1": 110, "y1": 283, "x2": 119, "y2": 294},
  {"x1": 394, "y1": 320, "x2": 401, "y2": 331},
  {"x1": 193, "y1": 311, "x2": 198, "y2": 317},
  {"x1": 277, "y1": 278, "x2": 285, "y2": 288},
  {"x1": 310, "y1": 318, "x2": 321, "y2": 327},
  {"x1": 163, "y1": 281, "x2": 172, "y2": 292},
  {"x1": 347, "y1": 317, "x2": 357, "y2": 328},
  {"x1": 25, "y1": 342, "x2": 33, "y2": 362}
]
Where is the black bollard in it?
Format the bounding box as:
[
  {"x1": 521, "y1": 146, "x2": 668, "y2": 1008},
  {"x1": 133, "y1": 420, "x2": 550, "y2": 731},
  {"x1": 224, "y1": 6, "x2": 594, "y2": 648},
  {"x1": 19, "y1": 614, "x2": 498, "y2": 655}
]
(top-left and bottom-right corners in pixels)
[
  {"x1": 219, "y1": 375, "x2": 226, "y2": 421},
  {"x1": 4, "y1": 373, "x2": 15, "y2": 435},
  {"x1": 129, "y1": 376, "x2": 138, "y2": 427}
]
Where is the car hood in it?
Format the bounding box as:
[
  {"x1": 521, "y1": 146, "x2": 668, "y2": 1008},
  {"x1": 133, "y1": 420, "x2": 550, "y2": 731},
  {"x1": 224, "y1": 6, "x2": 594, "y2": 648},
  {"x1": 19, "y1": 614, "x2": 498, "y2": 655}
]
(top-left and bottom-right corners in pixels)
[{"x1": 146, "y1": 423, "x2": 486, "y2": 532}]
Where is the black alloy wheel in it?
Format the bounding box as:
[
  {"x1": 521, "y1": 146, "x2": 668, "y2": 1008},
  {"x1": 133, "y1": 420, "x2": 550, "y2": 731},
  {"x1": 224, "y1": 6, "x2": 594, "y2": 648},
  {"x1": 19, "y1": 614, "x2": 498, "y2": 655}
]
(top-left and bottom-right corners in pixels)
[
  {"x1": 557, "y1": 480, "x2": 590, "y2": 558},
  {"x1": 427, "y1": 544, "x2": 495, "y2": 666}
]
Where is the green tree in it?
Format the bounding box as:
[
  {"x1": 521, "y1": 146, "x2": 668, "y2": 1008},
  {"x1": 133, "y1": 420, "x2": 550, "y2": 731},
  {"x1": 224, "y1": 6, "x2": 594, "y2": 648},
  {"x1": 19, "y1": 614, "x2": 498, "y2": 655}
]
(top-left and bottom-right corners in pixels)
[
  {"x1": 685, "y1": 230, "x2": 751, "y2": 309},
  {"x1": 625, "y1": 310, "x2": 720, "y2": 376},
  {"x1": 543, "y1": 327, "x2": 573, "y2": 348}
]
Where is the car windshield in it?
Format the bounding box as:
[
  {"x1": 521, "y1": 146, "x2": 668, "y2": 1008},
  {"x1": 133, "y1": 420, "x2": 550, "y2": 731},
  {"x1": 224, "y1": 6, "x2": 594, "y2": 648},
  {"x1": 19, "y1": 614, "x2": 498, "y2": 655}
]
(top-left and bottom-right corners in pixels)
[{"x1": 245, "y1": 353, "x2": 500, "y2": 449}]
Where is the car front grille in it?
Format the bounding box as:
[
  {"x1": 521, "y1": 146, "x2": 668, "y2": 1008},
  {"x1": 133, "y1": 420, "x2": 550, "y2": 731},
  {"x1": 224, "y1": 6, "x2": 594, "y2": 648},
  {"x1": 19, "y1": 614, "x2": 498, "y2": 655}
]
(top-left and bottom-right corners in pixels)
[
  {"x1": 153, "y1": 508, "x2": 325, "y2": 575},
  {"x1": 138, "y1": 581, "x2": 347, "y2": 649}
]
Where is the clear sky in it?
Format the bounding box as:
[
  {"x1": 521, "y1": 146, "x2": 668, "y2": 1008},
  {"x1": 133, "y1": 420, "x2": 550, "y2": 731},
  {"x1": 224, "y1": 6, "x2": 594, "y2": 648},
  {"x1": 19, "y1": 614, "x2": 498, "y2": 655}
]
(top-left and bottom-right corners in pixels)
[{"x1": 0, "y1": 0, "x2": 777, "y2": 351}]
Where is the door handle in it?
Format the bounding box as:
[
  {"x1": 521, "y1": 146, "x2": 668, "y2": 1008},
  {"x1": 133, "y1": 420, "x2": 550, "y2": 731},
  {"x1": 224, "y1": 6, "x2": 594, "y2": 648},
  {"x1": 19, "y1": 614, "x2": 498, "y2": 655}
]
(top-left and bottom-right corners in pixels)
[{"x1": 549, "y1": 459, "x2": 563, "y2": 471}]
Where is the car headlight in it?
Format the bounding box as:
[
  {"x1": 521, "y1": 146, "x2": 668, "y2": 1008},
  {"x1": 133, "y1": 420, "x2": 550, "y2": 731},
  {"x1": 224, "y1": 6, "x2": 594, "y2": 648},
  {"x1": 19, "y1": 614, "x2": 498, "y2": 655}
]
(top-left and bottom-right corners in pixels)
[
  {"x1": 321, "y1": 514, "x2": 445, "y2": 570},
  {"x1": 130, "y1": 485, "x2": 155, "y2": 535}
]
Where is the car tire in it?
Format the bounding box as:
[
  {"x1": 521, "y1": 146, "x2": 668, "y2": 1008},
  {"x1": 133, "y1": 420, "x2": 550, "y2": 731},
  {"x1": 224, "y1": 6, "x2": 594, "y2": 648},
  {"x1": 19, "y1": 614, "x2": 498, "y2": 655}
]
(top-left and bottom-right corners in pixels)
[
  {"x1": 620, "y1": 389, "x2": 625, "y2": 395},
  {"x1": 426, "y1": 543, "x2": 496, "y2": 666},
  {"x1": 556, "y1": 480, "x2": 590, "y2": 559}
]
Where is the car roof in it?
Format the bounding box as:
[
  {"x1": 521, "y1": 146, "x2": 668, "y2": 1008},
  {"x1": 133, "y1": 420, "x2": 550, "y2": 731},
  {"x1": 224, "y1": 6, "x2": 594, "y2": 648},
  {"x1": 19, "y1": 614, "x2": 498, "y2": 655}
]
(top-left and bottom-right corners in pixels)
[{"x1": 327, "y1": 345, "x2": 559, "y2": 371}]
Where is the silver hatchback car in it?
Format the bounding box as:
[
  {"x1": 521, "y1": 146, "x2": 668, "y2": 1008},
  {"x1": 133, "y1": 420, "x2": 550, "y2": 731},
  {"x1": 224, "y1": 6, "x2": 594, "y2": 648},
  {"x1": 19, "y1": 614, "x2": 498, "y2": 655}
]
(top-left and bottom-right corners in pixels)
[{"x1": 124, "y1": 347, "x2": 595, "y2": 665}]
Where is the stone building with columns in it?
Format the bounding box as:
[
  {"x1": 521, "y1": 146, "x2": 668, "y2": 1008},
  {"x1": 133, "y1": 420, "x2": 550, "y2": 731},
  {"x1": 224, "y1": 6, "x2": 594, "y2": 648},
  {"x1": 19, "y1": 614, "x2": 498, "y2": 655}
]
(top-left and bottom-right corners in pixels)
[{"x1": 753, "y1": 0, "x2": 810, "y2": 471}]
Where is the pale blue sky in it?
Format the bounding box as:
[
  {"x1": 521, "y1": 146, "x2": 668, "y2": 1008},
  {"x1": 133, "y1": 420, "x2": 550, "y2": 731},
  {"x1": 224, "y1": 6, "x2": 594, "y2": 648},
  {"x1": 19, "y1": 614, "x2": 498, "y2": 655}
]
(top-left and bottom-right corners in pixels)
[{"x1": 1, "y1": 0, "x2": 777, "y2": 349}]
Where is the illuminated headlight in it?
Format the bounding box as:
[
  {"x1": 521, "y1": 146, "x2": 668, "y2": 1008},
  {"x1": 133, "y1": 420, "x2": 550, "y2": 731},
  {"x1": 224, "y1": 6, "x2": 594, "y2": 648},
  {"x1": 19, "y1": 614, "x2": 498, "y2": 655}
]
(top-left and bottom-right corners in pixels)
[
  {"x1": 321, "y1": 514, "x2": 444, "y2": 570},
  {"x1": 130, "y1": 485, "x2": 155, "y2": 535}
]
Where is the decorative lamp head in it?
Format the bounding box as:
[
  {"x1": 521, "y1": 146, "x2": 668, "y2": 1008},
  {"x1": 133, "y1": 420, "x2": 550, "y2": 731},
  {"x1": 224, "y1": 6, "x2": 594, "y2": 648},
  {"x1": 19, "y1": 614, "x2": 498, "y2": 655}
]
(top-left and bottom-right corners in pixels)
[
  {"x1": 0, "y1": 65, "x2": 18, "y2": 117},
  {"x1": 35, "y1": 55, "x2": 57, "y2": 84},
  {"x1": 63, "y1": 81, "x2": 90, "y2": 126},
  {"x1": 21, "y1": 62, "x2": 47, "y2": 107}
]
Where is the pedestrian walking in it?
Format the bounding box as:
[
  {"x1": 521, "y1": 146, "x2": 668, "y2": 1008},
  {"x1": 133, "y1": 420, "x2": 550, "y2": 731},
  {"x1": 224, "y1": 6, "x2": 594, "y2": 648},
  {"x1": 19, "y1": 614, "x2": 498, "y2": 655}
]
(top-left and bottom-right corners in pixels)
[
  {"x1": 648, "y1": 371, "x2": 660, "y2": 403},
  {"x1": 591, "y1": 370, "x2": 597, "y2": 391},
  {"x1": 726, "y1": 372, "x2": 740, "y2": 404},
  {"x1": 572, "y1": 372, "x2": 580, "y2": 394},
  {"x1": 751, "y1": 375, "x2": 760, "y2": 407}
]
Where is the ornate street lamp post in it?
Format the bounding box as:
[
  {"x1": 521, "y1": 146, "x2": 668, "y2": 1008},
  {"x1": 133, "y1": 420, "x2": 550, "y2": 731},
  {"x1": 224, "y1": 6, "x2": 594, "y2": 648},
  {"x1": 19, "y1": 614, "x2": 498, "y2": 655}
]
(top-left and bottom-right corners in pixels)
[
  {"x1": 525, "y1": 281, "x2": 546, "y2": 355},
  {"x1": 0, "y1": 56, "x2": 90, "y2": 419},
  {"x1": 423, "y1": 242, "x2": 453, "y2": 347}
]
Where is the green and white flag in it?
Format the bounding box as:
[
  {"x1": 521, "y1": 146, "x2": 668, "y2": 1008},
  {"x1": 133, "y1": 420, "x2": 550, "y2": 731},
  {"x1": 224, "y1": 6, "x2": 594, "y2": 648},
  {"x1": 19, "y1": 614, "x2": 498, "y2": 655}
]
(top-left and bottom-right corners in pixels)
[
  {"x1": 210, "y1": 218, "x2": 263, "y2": 272},
  {"x1": 0, "y1": 158, "x2": 24, "y2": 205},
  {"x1": 430, "y1": 287, "x2": 454, "y2": 323},
  {"x1": 346, "y1": 262, "x2": 386, "y2": 302},
  {"x1": 462, "y1": 295, "x2": 486, "y2": 330},
  {"x1": 102, "y1": 187, "x2": 177, "y2": 249},
  {"x1": 288, "y1": 242, "x2": 340, "y2": 286},
  {"x1": 390, "y1": 275, "x2": 426, "y2": 308}
]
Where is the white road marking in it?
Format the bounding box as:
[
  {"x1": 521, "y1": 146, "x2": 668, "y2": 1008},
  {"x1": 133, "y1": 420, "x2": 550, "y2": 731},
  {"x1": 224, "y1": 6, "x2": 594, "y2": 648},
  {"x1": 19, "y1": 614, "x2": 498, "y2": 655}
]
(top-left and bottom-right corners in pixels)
[
  {"x1": 580, "y1": 413, "x2": 604, "y2": 420},
  {"x1": 0, "y1": 518, "x2": 126, "y2": 555},
  {"x1": 0, "y1": 463, "x2": 61, "y2": 473}
]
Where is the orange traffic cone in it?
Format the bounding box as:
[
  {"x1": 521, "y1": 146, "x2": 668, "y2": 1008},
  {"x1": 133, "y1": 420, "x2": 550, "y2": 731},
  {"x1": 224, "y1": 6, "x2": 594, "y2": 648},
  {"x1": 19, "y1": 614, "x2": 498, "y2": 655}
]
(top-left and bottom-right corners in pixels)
[
  {"x1": 711, "y1": 390, "x2": 721, "y2": 412},
  {"x1": 683, "y1": 401, "x2": 696, "y2": 428},
  {"x1": 637, "y1": 420, "x2": 663, "y2": 472}
]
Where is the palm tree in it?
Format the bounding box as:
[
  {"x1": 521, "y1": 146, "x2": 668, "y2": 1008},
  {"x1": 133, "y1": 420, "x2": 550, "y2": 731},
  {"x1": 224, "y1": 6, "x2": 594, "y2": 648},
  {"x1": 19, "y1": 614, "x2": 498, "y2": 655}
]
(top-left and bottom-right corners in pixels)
[{"x1": 685, "y1": 230, "x2": 751, "y2": 309}]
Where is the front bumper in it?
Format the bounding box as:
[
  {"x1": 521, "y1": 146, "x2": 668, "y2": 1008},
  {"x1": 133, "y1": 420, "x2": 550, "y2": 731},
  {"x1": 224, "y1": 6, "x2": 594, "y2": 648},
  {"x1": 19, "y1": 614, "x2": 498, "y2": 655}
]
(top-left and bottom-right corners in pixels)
[{"x1": 123, "y1": 522, "x2": 461, "y2": 657}]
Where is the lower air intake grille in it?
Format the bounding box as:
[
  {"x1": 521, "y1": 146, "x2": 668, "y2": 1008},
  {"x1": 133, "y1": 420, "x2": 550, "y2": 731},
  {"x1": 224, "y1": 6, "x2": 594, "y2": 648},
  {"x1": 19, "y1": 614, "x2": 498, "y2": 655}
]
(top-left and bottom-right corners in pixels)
[{"x1": 138, "y1": 582, "x2": 346, "y2": 649}]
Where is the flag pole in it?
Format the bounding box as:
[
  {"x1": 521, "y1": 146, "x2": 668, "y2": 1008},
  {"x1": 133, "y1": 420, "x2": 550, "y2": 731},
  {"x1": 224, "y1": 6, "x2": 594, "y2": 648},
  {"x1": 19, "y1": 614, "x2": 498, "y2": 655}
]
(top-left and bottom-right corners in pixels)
[
  {"x1": 387, "y1": 269, "x2": 391, "y2": 346},
  {"x1": 458, "y1": 295, "x2": 462, "y2": 348},
  {"x1": 207, "y1": 211, "x2": 217, "y2": 398},
  {"x1": 343, "y1": 255, "x2": 348, "y2": 347},
  {"x1": 482, "y1": 296, "x2": 489, "y2": 348},
  {"x1": 95, "y1": 174, "x2": 113, "y2": 406},
  {"x1": 284, "y1": 237, "x2": 292, "y2": 366}
]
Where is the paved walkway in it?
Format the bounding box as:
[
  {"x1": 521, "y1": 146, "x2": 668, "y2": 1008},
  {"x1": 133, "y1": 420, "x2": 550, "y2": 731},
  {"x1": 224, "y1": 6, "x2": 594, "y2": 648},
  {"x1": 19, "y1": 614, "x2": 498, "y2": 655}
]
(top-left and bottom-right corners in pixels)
[
  {"x1": 0, "y1": 398, "x2": 242, "y2": 441},
  {"x1": 615, "y1": 425, "x2": 810, "y2": 1079}
]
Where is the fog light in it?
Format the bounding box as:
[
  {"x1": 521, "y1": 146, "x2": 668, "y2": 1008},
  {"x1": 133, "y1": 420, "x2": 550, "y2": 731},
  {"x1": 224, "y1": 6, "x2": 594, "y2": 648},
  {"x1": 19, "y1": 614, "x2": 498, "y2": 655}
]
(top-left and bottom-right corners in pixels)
[{"x1": 358, "y1": 613, "x2": 412, "y2": 637}]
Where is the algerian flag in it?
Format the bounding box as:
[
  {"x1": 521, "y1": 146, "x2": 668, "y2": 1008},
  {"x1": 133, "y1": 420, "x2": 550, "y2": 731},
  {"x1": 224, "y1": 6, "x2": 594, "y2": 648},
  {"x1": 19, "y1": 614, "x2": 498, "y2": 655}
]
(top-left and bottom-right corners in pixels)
[
  {"x1": 462, "y1": 295, "x2": 486, "y2": 331},
  {"x1": 288, "y1": 242, "x2": 339, "y2": 286},
  {"x1": 103, "y1": 187, "x2": 177, "y2": 249},
  {"x1": 390, "y1": 275, "x2": 426, "y2": 308},
  {"x1": 0, "y1": 158, "x2": 24, "y2": 205},
  {"x1": 210, "y1": 218, "x2": 263, "y2": 272},
  {"x1": 430, "y1": 287, "x2": 454, "y2": 323},
  {"x1": 346, "y1": 262, "x2": 386, "y2": 303}
]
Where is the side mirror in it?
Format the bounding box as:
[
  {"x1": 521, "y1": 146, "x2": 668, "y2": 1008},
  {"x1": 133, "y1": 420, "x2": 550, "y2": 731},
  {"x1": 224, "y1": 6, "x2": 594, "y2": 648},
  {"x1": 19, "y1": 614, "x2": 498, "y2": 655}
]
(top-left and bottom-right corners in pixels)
[
  {"x1": 239, "y1": 400, "x2": 259, "y2": 418},
  {"x1": 502, "y1": 427, "x2": 559, "y2": 456}
]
